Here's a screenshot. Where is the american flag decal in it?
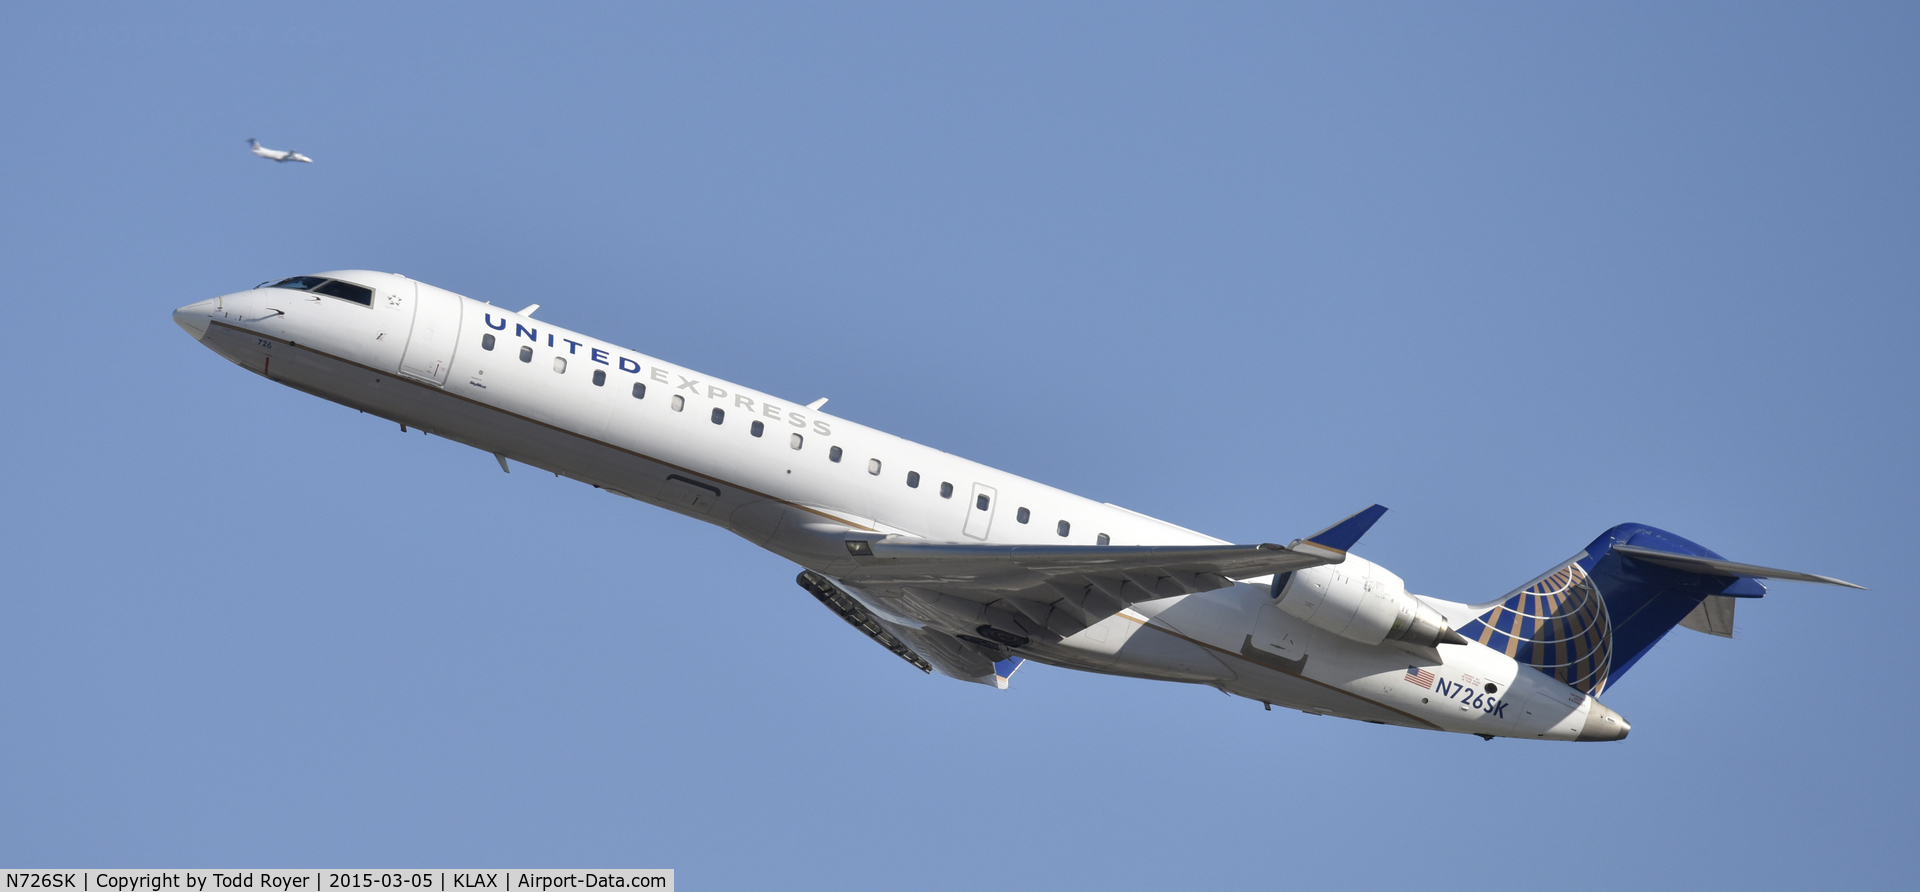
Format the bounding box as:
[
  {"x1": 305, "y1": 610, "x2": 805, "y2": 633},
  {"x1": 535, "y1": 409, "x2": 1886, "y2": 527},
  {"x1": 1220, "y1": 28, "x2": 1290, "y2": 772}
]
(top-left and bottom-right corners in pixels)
[{"x1": 1405, "y1": 666, "x2": 1435, "y2": 689}]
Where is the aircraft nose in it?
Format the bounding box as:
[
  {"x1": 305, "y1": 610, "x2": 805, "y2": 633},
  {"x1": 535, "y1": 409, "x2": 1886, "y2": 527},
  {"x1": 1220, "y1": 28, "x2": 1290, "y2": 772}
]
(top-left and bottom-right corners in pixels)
[{"x1": 173, "y1": 299, "x2": 216, "y2": 340}]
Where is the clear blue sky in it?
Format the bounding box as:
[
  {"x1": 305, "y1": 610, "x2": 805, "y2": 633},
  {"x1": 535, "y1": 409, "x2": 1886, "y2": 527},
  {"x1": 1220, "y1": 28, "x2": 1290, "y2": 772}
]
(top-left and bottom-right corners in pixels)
[{"x1": 3, "y1": 2, "x2": 1916, "y2": 887}]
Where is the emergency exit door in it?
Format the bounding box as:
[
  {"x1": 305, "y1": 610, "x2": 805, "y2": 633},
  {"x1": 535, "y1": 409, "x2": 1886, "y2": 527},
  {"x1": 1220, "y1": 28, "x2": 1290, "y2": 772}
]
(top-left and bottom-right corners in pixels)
[{"x1": 963, "y1": 483, "x2": 998, "y2": 540}]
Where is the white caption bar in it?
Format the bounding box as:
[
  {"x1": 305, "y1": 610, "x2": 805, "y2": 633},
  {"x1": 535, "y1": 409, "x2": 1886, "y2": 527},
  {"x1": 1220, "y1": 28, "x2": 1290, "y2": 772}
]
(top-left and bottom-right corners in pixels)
[{"x1": 1, "y1": 873, "x2": 671, "y2": 892}]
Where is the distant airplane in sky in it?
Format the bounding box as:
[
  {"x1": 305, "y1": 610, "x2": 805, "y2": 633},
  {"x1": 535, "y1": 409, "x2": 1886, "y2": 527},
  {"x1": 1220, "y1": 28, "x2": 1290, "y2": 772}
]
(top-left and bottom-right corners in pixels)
[
  {"x1": 247, "y1": 138, "x2": 311, "y2": 163},
  {"x1": 171, "y1": 271, "x2": 1865, "y2": 741}
]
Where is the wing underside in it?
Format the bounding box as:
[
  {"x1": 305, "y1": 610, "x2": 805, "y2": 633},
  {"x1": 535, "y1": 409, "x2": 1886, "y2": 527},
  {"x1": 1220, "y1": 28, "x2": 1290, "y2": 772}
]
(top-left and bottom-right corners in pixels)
[
  {"x1": 837, "y1": 538, "x2": 1345, "y2": 644},
  {"x1": 798, "y1": 570, "x2": 1015, "y2": 686},
  {"x1": 796, "y1": 570, "x2": 932, "y2": 674},
  {"x1": 795, "y1": 505, "x2": 1389, "y2": 687}
]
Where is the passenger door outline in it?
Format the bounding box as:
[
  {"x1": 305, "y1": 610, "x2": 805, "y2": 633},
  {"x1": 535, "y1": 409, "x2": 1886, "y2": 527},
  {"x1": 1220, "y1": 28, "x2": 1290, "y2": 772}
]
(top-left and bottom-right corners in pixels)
[{"x1": 399, "y1": 281, "x2": 460, "y2": 385}]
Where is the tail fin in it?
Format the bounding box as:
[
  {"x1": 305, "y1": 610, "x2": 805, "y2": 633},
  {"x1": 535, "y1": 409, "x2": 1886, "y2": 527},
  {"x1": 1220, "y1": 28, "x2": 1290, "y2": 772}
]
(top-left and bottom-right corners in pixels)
[{"x1": 1459, "y1": 524, "x2": 1861, "y2": 696}]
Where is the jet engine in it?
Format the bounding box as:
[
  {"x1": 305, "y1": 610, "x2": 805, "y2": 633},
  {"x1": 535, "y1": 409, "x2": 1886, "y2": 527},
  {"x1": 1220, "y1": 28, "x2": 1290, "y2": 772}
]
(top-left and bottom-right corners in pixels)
[{"x1": 1275, "y1": 559, "x2": 1465, "y2": 648}]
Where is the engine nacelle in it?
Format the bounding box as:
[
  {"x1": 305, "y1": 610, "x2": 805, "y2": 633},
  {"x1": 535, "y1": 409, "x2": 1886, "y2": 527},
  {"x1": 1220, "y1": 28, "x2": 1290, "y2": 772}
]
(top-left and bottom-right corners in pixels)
[{"x1": 1275, "y1": 558, "x2": 1463, "y2": 649}]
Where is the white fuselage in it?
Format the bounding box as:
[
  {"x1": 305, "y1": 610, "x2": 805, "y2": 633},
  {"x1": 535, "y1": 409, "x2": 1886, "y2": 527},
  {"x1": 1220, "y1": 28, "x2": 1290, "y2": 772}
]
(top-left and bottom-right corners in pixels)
[
  {"x1": 173, "y1": 271, "x2": 1625, "y2": 741},
  {"x1": 249, "y1": 140, "x2": 311, "y2": 163}
]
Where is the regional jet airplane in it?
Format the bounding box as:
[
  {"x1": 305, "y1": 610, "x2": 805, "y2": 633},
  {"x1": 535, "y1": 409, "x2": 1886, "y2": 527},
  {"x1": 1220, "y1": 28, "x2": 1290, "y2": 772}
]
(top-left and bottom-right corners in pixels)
[
  {"x1": 247, "y1": 138, "x2": 311, "y2": 163},
  {"x1": 172, "y1": 272, "x2": 1863, "y2": 741}
]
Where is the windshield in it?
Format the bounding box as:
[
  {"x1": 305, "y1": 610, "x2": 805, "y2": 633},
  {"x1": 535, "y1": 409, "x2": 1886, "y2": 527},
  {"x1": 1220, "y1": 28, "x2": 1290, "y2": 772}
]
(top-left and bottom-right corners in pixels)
[{"x1": 268, "y1": 275, "x2": 373, "y2": 306}]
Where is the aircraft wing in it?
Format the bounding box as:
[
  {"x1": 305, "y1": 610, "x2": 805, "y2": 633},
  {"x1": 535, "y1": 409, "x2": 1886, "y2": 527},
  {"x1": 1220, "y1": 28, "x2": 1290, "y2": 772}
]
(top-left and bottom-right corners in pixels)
[
  {"x1": 833, "y1": 505, "x2": 1387, "y2": 645},
  {"x1": 797, "y1": 570, "x2": 1022, "y2": 688},
  {"x1": 885, "y1": 621, "x2": 1018, "y2": 686}
]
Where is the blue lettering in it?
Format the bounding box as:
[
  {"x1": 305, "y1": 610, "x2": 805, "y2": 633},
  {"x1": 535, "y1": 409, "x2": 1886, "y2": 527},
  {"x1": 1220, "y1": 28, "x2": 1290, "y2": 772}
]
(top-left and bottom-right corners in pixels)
[
  {"x1": 591, "y1": 347, "x2": 610, "y2": 365},
  {"x1": 618, "y1": 357, "x2": 641, "y2": 374},
  {"x1": 1435, "y1": 679, "x2": 1454, "y2": 698},
  {"x1": 564, "y1": 338, "x2": 583, "y2": 354},
  {"x1": 1493, "y1": 702, "x2": 1508, "y2": 718},
  {"x1": 485, "y1": 314, "x2": 507, "y2": 331},
  {"x1": 1472, "y1": 693, "x2": 1485, "y2": 709},
  {"x1": 515, "y1": 323, "x2": 538, "y2": 342},
  {"x1": 547, "y1": 334, "x2": 555, "y2": 347}
]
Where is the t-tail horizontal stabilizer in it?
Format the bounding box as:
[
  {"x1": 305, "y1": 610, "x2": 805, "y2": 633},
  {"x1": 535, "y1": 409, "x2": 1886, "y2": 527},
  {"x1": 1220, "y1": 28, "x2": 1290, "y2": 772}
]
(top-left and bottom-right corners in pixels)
[
  {"x1": 1611, "y1": 544, "x2": 1866, "y2": 589},
  {"x1": 1289, "y1": 504, "x2": 1388, "y2": 561},
  {"x1": 1618, "y1": 542, "x2": 1864, "y2": 642}
]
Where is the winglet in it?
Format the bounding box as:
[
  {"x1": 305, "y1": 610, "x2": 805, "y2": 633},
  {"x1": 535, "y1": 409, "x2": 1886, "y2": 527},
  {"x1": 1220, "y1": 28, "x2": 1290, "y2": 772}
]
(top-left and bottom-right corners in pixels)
[
  {"x1": 1292, "y1": 504, "x2": 1388, "y2": 560},
  {"x1": 993, "y1": 655, "x2": 1026, "y2": 690}
]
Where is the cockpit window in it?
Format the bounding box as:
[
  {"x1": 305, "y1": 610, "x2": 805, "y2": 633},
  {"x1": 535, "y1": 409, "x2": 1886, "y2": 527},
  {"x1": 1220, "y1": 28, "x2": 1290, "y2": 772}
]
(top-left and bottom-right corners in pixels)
[
  {"x1": 312, "y1": 279, "x2": 373, "y2": 305},
  {"x1": 269, "y1": 276, "x2": 373, "y2": 307}
]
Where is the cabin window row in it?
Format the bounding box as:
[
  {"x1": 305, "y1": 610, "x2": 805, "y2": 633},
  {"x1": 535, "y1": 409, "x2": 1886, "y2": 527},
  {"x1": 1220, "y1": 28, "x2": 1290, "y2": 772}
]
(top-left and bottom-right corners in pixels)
[
  {"x1": 479, "y1": 333, "x2": 1111, "y2": 543},
  {"x1": 481, "y1": 328, "x2": 824, "y2": 442},
  {"x1": 682, "y1": 397, "x2": 1111, "y2": 543},
  {"x1": 480, "y1": 335, "x2": 649, "y2": 394},
  {"x1": 881, "y1": 466, "x2": 1110, "y2": 543},
  {"x1": 484, "y1": 335, "x2": 814, "y2": 447}
]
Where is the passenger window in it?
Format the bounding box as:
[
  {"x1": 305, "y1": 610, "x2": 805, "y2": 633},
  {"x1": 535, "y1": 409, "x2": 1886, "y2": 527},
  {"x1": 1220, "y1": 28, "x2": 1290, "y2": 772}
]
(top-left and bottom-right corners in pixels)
[
  {"x1": 940, "y1": 482, "x2": 953, "y2": 499},
  {"x1": 482, "y1": 333, "x2": 496, "y2": 351},
  {"x1": 907, "y1": 471, "x2": 920, "y2": 488},
  {"x1": 829, "y1": 446, "x2": 843, "y2": 463},
  {"x1": 1057, "y1": 520, "x2": 1071, "y2": 537},
  {"x1": 1097, "y1": 533, "x2": 1111, "y2": 546},
  {"x1": 751, "y1": 420, "x2": 765, "y2": 437},
  {"x1": 1017, "y1": 507, "x2": 1030, "y2": 524},
  {"x1": 553, "y1": 356, "x2": 567, "y2": 373},
  {"x1": 868, "y1": 459, "x2": 882, "y2": 475},
  {"x1": 519, "y1": 346, "x2": 533, "y2": 363},
  {"x1": 632, "y1": 382, "x2": 646, "y2": 399},
  {"x1": 711, "y1": 408, "x2": 725, "y2": 424},
  {"x1": 671, "y1": 395, "x2": 685, "y2": 411},
  {"x1": 976, "y1": 494, "x2": 990, "y2": 511},
  {"x1": 592, "y1": 369, "x2": 606, "y2": 386},
  {"x1": 789, "y1": 433, "x2": 804, "y2": 450}
]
